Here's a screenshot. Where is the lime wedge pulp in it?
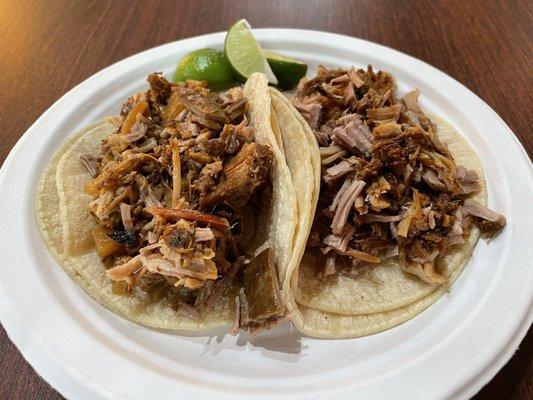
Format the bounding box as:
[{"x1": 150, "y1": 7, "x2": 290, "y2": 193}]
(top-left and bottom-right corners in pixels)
[
  {"x1": 263, "y1": 50, "x2": 308, "y2": 90},
  {"x1": 224, "y1": 19, "x2": 278, "y2": 85}
]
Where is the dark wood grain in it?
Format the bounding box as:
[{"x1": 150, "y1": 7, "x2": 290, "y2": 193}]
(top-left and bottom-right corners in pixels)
[{"x1": 0, "y1": 0, "x2": 531, "y2": 399}]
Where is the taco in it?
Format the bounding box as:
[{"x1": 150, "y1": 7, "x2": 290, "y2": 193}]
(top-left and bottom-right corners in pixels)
[
  {"x1": 277, "y1": 65, "x2": 506, "y2": 338},
  {"x1": 36, "y1": 72, "x2": 302, "y2": 334}
]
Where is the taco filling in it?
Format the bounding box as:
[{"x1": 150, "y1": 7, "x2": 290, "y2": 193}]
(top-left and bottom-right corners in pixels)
[
  {"x1": 82, "y1": 73, "x2": 284, "y2": 333},
  {"x1": 292, "y1": 65, "x2": 506, "y2": 284}
]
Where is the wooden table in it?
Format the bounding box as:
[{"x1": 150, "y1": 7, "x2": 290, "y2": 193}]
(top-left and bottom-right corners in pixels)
[{"x1": 0, "y1": 0, "x2": 531, "y2": 398}]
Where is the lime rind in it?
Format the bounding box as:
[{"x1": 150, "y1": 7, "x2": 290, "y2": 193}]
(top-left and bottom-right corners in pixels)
[
  {"x1": 263, "y1": 50, "x2": 308, "y2": 90},
  {"x1": 172, "y1": 48, "x2": 236, "y2": 90},
  {"x1": 262, "y1": 50, "x2": 306, "y2": 65}
]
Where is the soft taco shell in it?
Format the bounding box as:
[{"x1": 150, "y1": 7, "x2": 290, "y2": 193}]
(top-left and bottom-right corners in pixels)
[
  {"x1": 267, "y1": 88, "x2": 321, "y2": 303},
  {"x1": 291, "y1": 246, "x2": 472, "y2": 339},
  {"x1": 37, "y1": 75, "x2": 299, "y2": 330},
  {"x1": 243, "y1": 74, "x2": 299, "y2": 284},
  {"x1": 293, "y1": 114, "x2": 487, "y2": 316},
  {"x1": 282, "y1": 113, "x2": 488, "y2": 337},
  {"x1": 37, "y1": 123, "x2": 230, "y2": 329}
]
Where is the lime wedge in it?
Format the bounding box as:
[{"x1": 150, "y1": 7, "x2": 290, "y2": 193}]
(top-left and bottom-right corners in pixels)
[
  {"x1": 263, "y1": 50, "x2": 308, "y2": 90},
  {"x1": 224, "y1": 19, "x2": 278, "y2": 85},
  {"x1": 173, "y1": 48, "x2": 236, "y2": 90}
]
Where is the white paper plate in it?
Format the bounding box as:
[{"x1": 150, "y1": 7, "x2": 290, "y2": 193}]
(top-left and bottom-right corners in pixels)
[{"x1": 0, "y1": 29, "x2": 531, "y2": 400}]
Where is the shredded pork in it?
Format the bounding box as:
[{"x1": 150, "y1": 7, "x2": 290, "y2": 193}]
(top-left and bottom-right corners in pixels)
[
  {"x1": 294, "y1": 65, "x2": 506, "y2": 284},
  {"x1": 85, "y1": 74, "x2": 281, "y2": 333}
]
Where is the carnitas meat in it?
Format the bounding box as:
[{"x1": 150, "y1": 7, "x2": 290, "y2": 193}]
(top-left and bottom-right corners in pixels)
[
  {"x1": 82, "y1": 73, "x2": 283, "y2": 333},
  {"x1": 240, "y1": 248, "x2": 285, "y2": 334},
  {"x1": 294, "y1": 65, "x2": 506, "y2": 284}
]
